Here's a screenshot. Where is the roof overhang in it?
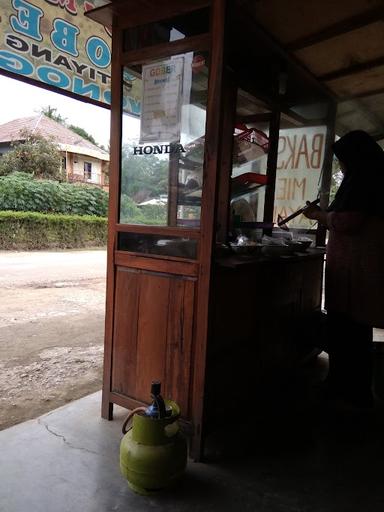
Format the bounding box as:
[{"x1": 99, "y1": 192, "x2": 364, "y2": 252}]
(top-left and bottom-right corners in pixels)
[
  {"x1": 59, "y1": 144, "x2": 110, "y2": 162},
  {"x1": 85, "y1": 0, "x2": 210, "y2": 28}
]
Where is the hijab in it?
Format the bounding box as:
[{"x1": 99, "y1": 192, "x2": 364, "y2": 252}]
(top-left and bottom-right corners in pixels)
[{"x1": 329, "y1": 130, "x2": 384, "y2": 216}]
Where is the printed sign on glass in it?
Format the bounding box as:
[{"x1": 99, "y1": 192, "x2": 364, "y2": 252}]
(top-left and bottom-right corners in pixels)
[
  {"x1": 274, "y1": 126, "x2": 327, "y2": 228},
  {"x1": 140, "y1": 57, "x2": 184, "y2": 143}
]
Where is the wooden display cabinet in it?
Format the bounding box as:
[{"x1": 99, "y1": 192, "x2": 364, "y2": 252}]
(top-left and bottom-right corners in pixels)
[{"x1": 87, "y1": 0, "x2": 335, "y2": 460}]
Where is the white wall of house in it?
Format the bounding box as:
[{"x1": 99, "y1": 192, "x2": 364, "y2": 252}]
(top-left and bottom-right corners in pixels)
[{"x1": 71, "y1": 155, "x2": 104, "y2": 185}]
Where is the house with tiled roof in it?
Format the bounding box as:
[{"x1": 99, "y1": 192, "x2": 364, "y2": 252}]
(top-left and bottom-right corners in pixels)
[{"x1": 0, "y1": 115, "x2": 109, "y2": 188}]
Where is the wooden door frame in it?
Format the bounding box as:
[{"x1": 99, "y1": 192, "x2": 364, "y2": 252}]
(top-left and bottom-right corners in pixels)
[
  {"x1": 101, "y1": 0, "x2": 228, "y2": 462},
  {"x1": 190, "y1": 0, "x2": 227, "y2": 460},
  {"x1": 102, "y1": 21, "x2": 123, "y2": 420},
  {"x1": 102, "y1": 19, "x2": 211, "y2": 421}
]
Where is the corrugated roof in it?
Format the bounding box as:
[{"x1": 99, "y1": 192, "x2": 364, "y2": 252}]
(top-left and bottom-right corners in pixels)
[{"x1": 0, "y1": 115, "x2": 109, "y2": 157}]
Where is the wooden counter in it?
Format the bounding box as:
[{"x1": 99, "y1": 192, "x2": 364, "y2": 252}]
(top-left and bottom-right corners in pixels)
[
  {"x1": 204, "y1": 250, "x2": 325, "y2": 423},
  {"x1": 215, "y1": 247, "x2": 325, "y2": 270}
]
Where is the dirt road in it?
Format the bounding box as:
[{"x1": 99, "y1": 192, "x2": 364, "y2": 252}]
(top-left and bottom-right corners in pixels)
[{"x1": 0, "y1": 250, "x2": 107, "y2": 430}]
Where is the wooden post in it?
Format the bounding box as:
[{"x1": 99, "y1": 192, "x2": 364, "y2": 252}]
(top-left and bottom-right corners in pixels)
[
  {"x1": 316, "y1": 101, "x2": 337, "y2": 247},
  {"x1": 263, "y1": 110, "x2": 281, "y2": 234},
  {"x1": 190, "y1": 0, "x2": 227, "y2": 461},
  {"x1": 168, "y1": 146, "x2": 180, "y2": 226},
  {"x1": 215, "y1": 69, "x2": 237, "y2": 243},
  {"x1": 101, "y1": 22, "x2": 123, "y2": 420}
]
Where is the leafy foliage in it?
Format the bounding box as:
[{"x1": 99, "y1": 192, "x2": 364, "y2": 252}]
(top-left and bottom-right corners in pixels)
[
  {"x1": 120, "y1": 144, "x2": 169, "y2": 224},
  {"x1": 0, "y1": 130, "x2": 64, "y2": 180},
  {"x1": 0, "y1": 210, "x2": 107, "y2": 250},
  {"x1": 39, "y1": 105, "x2": 103, "y2": 148},
  {"x1": 120, "y1": 194, "x2": 167, "y2": 225},
  {"x1": 39, "y1": 106, "x2": 67, "y2": 125},
  {"x1": 121, "y1": 144, "x2": 168, "y2": 202},
  {"x1": 330, "y1": 157, "x2": 343, "y2": 203},
  {"x1": 0, "y1": 173, "x2": 108, "y2": 217},
  {"x1": 68, "y1": 125, "x2": 98, "y2": 146}
]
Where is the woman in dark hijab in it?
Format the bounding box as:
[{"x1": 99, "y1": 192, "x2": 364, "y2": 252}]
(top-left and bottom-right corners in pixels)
[
  {"x1": 305, "y1": 130, "x2": 384, "y2": 407},
  {"x1": 330, "y1": 130, "x2": 384, "y2": 214}
]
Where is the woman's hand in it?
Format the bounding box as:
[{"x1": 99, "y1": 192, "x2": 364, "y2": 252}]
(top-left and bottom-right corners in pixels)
[
  {"x1": 303, "y1": 202, "x2": 328, "y2": 225},
  {"x1": 303, "y1": 202, "x2": 322, "y2": 220}
]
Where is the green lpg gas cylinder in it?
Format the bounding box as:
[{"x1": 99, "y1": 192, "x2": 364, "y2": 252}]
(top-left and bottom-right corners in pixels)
[{"x1": 120, "y1": 397, "x2": 187, "y2": 495}]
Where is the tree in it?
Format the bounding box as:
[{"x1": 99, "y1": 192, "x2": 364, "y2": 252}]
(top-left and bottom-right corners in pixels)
[
  {"x1": 68, "y1": 125, "x2": 98, "y2": 146},
  {"x1": 39, "y1": 105, "x2": 67, "y2": 125},
  {"x1": 330, "y1": 156, "x2": 343, "y2": 202},
  {"x1": 120, "y1": 144, "x2": 168, "y2": 202},
  {"x1": 39, "y1": 106, "x2": 105, "y2": 148},
  {"x1": 0, "y1": 129, "x2": 64, "y2": 181},
  {"x1": 119, "y1": 144, "x2": 169, "y2": 224}
]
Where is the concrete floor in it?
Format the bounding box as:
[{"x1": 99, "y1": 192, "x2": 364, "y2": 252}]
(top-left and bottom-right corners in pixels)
[{"x1": 1, "y1": 361, "x2": 384, "y2": 512}]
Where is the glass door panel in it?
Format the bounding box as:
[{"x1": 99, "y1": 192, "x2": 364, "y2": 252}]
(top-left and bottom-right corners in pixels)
[{"x1": 120, "y1": 51, "x2": 209, "y2": 229}]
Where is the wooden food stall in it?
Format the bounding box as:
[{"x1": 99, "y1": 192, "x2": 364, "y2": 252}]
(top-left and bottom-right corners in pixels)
[{"x1": 85, "y1": 0, "x2": 372, "y2": 460}]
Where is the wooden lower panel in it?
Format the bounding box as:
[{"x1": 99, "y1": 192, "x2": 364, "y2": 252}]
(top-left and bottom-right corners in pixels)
[
  {"x1": 164, "y1": 278, "x2": 195, "y2": 415},
  {"x1": 210, "y1": 256, "x2": 324, "y2": 359},
  {"x1": 300, "y1": 258, "x2": 323, "y2": 312},
  {"x1": 135, "y1": 272, "x2": 171, "y2": 401},
  {"x1": 205, "y1": 256, "x2": 324, "y2": 425},
  {"x1": 111, "y1": 268, "x2": 139, "y2": 396},
  {"x1": 111, "y1": 266, "x2": 196, "y2": 418},
  {"x1": 115, "y1": 251, "x2": 198, "y2": 277}
]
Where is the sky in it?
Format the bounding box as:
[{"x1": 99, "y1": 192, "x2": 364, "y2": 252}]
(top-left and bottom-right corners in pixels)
[{"x1": 0, "y1": 75, "x2": 112, "y2": 148}]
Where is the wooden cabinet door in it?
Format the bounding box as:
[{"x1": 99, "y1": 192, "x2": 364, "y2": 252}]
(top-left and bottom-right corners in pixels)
[{"x1": 111, "y1": 266, "x2": 196, "y2": 419}]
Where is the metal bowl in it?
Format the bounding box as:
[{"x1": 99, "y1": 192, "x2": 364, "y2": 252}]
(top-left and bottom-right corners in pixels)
[
  {"x1": 296, "y1": 239, "x2": 313, "y2": 251},
  {"x1": 286, "y1": 240, "x2": 312, "y2": 252},
  {"x1": 261, "y1": 244, "x2": 295, "y2": 257},
  {"x1": 229, "y1": 242, "x2": 262, "y2": 257}
]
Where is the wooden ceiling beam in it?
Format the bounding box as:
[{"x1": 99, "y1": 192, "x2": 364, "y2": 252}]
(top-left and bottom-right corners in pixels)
[
  {"x1": 122, "y1": 33, "x2": 210, "y2": 65},
  {"x1": 336, "y1": 96, "x2": 384, "y2": 138},
  {"x1": 318, "y1": 56, "x2": 384, "y2": 82},
  {"x1": 339, "y1": 87, "x2": 384, "y2": 101},
  {"x1": 353, "y1": 98, "x2": 384, "y2": 136},
  {"x1": 286, "y1": 6, "x2": 384, "y2": 52},
  {"x1": 236, "y1": 113, "x2": 271, "y2": 123},
  {"x1": 86, "y1": 0, "x2": 210, "y2": 28},
  {"x1": 235, "y1": 68, "x2": 330, "y2": 127},
  {"x1": 234, "y1": 9, "x2": 336, "y2": 103}
]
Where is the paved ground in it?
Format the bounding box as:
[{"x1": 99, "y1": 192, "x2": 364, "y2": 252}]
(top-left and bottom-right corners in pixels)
[
  {"x1": 0, "y1": 249, "x2": 107, "y2": 430},
  {"x1": 2, "y1": 387, "x2": 384, "y2": 512}
]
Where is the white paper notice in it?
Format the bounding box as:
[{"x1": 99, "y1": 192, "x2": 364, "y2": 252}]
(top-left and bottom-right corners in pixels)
[{"x1": 140, "y1": 58, "x2": 184, "y2": 143}]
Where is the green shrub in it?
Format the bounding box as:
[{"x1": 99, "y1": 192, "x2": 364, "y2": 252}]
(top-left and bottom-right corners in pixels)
[
  {"x1": 0, "y1": 211, "x2": 107, "y2": 250},
  {"x1": 0, "y1": 173, "x2": 108, "y2": 217},
  {"x1": 120, "y1": 194, "x2": 167, "y2": 225},
  {"x1": 0, "y1": 129, "x2": 63, "y2": 180}
]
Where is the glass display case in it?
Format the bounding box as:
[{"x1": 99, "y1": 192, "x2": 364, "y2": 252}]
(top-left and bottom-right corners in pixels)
[{"x1": 87, "y1": 0, "x2": 334, "y2": 462}]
